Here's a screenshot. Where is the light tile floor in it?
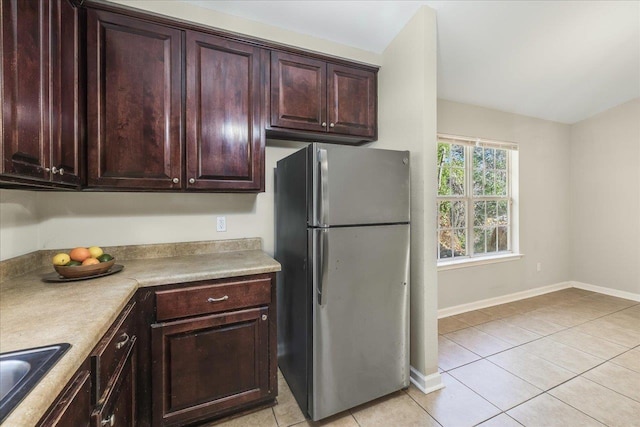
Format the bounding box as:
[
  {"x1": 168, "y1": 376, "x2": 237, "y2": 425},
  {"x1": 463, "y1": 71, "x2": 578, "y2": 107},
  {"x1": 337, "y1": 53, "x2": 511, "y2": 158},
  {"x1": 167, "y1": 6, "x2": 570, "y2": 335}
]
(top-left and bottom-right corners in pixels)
[{"x1": 205, "y1": 289, "x2": 640, "y2": 427}]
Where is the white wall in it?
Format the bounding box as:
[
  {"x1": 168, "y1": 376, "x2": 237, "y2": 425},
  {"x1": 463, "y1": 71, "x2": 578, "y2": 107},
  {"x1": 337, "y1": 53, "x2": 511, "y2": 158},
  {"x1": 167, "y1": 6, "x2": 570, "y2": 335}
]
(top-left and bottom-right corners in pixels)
[
  {"x1": 437, "y1": 100, "x2": 572, "y2": 309},
  {"x1": 0, "y1": 190, "x2": 40, "y2": 260},
  {"x1": 36, "y1": 141, "x2": 303, "y2": 257},
  {"x1": 375, "y1": 6, "x2": 439, "y2": 387},
  {"x1": 107, "y1": 0, "x2": 381, "y2": 66},
  {"x1": 570, "y1": 98, "x2": 640, "y2": 295}
]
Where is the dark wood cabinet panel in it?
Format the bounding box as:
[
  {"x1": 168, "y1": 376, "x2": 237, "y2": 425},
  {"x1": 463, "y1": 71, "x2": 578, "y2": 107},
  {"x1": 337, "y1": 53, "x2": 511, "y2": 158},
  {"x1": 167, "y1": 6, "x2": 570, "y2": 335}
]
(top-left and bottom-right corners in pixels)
[
  {"x1": 327, "y1": 63, "x2": 376, "y2": 139},
  {"x1": 50, "y1": 0, "x2": 83, "y2": 186},
  {"x1": 186, "y1": 31, "x2": 264, "y2": 191},
  {"x1": 92, "y1": 337, "x2": 137, "y2": 427},
  {"x1": 91, "y1": 301, "x2": 136, "y2": 403},
  {"x1": 155, "y1": 276, "x2": 271, "y2": 321},
  {"x1": 86, "y1": 9, "x2": 183, "y2": 190},
  {"x1": 270, "y1": 51, "x2": 327, "y2": 132},
  {"x1": 1, "y1": 0, "x2": 83, "y2": 187},
  {"x1": 268, "y1": 51, "x2": 377, "y2": 143},
  {"x1": 1, "y1": 0, "x2": 50, "y2": 182},
  {"x1": 146, "y1": 273, "x2": 277, "y2": 426},
  {"x1": 151, "y1": 307, "x2": 271, "y2": 426},
  {"x1": 38, "y1": 368, "x2": 92, "y2": 427}
]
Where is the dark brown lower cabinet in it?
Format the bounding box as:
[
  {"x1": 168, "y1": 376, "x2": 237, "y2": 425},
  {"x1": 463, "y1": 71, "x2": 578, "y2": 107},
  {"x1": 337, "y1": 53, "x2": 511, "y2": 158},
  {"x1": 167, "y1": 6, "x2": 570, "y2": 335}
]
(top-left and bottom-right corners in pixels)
[
  {"x1": 38, "y1": 298, "x2": 137, "y2": 426},
  {"x1": 38, "y1": 364, "x2": 92, "y2": 427},
  {"x1": 151, "y1": 307, "x2": 272, "y2": 426},
  {"x1": 92, "y1": 337, "x2": 137, "y2": 427}
]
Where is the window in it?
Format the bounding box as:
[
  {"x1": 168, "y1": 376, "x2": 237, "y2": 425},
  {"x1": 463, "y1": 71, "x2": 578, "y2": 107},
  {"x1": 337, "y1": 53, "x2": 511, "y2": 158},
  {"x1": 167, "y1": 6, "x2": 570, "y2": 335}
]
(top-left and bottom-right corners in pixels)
[{"x1": 437, "y1": 133, "x2": 518, "y2": 263}]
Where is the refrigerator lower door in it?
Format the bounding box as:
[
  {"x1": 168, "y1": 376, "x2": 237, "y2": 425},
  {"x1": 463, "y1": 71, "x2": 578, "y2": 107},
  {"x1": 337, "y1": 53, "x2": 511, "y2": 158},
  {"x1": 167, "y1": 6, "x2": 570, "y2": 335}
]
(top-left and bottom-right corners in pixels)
[{"x1": 311, "y1": 224, "x2": 410, "y2": 421}]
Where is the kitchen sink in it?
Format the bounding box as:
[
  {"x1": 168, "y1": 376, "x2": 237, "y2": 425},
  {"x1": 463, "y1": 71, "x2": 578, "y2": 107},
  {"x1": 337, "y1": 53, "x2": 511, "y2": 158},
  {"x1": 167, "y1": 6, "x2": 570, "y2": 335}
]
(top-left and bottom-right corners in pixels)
[{"x1": 0, "y1": 343, "x2": 70, "y2": 423}]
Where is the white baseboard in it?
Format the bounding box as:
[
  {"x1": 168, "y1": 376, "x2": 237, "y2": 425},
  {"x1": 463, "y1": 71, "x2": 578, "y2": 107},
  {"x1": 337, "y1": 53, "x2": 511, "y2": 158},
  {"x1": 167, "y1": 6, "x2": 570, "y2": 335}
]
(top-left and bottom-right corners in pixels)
[
  {"x1": 572, "y1": 281, "x2": 640, "y2": 302},
  {"x1": 438, "y1": 281, "x2": 573, "y2": 318},
  {"x1": 409, "y1": 366, "x2": 444, "y2": 394}
]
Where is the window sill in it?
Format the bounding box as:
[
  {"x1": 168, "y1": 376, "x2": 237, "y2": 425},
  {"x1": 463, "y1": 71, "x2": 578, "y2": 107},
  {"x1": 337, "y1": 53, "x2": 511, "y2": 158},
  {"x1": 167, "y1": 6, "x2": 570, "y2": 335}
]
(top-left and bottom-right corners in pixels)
[{"x1": 437, "y1": 253, "x2": 524, "y2": 271}]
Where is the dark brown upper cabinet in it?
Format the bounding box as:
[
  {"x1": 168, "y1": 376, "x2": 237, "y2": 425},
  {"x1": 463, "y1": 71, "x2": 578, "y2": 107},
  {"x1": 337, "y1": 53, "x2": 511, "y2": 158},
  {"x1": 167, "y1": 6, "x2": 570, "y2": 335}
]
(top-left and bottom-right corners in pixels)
[
  {"x1": 268, "y1": 51, "x2": 377, "y2": 144},
  {"x1": 86, "y1": 9, "x2": 183, "y2": 190},
  {"x1": 185, "y1": 31, "x2": 264, "y2": 192},
  {"x1": 1, "y1": 0, "x2": 83, "y2": 188}
]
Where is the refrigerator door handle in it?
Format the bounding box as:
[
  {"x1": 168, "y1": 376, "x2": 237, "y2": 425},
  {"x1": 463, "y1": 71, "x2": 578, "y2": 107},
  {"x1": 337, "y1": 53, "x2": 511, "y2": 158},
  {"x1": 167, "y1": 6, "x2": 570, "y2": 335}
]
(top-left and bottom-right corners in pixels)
[
  {"x1": 316, "y1": 148, "x2": 329, "y2": 227},
  {"x1": 317, "y1": 229, "x2": 329, "y2": 306}
]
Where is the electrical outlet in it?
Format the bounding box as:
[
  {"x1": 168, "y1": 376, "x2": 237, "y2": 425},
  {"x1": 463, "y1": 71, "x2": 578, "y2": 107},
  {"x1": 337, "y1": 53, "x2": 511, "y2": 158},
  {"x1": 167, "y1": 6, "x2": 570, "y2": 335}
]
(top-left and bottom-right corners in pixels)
[
  {"x1": 536, "y1": 262, "x2": 542, "y2": 272},
  {"x1": 216, "y1": 216, "x2": 226, "y2": 232}
]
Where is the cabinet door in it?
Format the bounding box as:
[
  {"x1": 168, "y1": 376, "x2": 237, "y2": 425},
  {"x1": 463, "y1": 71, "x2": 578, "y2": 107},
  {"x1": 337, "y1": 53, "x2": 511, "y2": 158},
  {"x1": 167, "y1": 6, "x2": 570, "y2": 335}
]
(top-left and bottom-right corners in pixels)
[
  {"x1": 50, "y1": 0, "x2": 82, "y2": 186},
  {"x1": 152, "y1": 307, "x2": 271, "y2": 426},
  {"x1": 37, "y1": 369, "x2": 92, "y2": 427},
  {"x1": 86, "y1": 9, "x2": 183, "y2": 190},
  {"x1": 1, "y1": 0, "x2": 51, "y2": 181},
  {"x1": 327, "y1": 63, "x2": 376, "y2": 138},
  {"x1": 270, "y1": 51, "x2": 326, "y2": 133},
  {"x1": 186, "y1": 32, "x2": 264, "y2": 191}
]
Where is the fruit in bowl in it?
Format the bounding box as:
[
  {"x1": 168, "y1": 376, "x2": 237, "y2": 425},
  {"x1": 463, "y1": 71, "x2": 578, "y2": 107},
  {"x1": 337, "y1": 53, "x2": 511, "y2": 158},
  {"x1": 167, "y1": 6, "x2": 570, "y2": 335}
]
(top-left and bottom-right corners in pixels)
[{"x1": 52, "y1": 246, "x2": 116, "y2": 279}]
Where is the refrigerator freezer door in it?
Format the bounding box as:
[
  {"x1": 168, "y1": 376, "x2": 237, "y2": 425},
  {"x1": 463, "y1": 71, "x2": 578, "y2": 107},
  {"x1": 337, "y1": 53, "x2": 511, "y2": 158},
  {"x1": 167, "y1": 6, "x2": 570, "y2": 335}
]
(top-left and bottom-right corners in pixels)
[
  {"x1": 311, "y1": 224, "x2": 410, "y2": 421},
  {"x1": 310, "y1": 144, "x2": 410, "y2": 227}
]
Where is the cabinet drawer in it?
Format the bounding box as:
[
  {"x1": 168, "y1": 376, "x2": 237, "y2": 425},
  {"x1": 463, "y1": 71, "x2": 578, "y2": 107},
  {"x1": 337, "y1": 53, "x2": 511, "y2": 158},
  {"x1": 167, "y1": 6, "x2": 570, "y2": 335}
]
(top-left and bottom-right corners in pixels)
[
  {"x1": 91, "y1": 337, "x2": 136, "y2": 427},
  {"x1": 91, "y1": 300, "x2": 136, "y2": 403},
  {"x1": 155, "y1": 276, "x2": 271, "y2": 321}
]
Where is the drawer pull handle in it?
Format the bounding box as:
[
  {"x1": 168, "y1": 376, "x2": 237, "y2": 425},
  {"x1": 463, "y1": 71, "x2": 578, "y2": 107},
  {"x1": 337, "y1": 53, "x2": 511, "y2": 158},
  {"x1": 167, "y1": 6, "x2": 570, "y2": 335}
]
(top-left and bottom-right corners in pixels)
[
  {"x1": 207, "y1": 296, "x2": 229, "y2": 303},
  {"x1": 115, "y1": 332, "x2": 130, "y2": 350},
  {"x1": 102, "y1": 414, "x2": 115, "y2": 426}
]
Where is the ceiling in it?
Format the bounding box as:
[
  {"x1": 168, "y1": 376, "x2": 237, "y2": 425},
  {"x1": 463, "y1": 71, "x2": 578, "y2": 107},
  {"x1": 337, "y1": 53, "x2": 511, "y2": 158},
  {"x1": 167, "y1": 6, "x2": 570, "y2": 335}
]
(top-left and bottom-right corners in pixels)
[{"x1": 183, "y1": 1, "x2": 640, "y2": 124}]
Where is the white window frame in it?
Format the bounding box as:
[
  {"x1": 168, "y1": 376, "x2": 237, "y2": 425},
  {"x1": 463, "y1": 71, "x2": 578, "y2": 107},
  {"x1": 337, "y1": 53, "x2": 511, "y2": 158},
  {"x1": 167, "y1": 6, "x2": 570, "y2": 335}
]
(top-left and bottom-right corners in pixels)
[{"x1": 437, "y1": 133, "x2": 521, "y2": 269}]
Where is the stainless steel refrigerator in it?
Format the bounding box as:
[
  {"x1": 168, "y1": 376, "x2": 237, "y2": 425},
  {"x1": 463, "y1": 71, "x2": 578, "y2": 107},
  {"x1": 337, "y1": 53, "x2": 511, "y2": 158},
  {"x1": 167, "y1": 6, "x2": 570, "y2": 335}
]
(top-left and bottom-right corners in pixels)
[{"x1": 275, "y1": 143, "x2": 410, "y2": 421}]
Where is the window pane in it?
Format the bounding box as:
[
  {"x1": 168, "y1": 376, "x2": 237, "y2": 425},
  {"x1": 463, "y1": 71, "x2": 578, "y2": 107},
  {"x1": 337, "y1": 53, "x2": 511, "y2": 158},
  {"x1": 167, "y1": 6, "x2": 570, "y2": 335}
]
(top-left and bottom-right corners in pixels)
[
  {"x1": 484, "y1": 170, "x2": 495, "y2": 195},
  {"x1": 474, "y1": 227, "x2": 485, "y2": 254},
  {"x1": 496, "y1": 171, "x2": 507, "y2": 196},
  {"x1": 451, "y1": 168, "x2": 465, "y2": 195},
  {"x1": 497, "y1": 200, "x2": 508, "y2": 225},
  {"x1": 438, "y1": 201, "x2": 451, "y2": 228},
  {"x1": 486, "y1": 227, "x2": 498, "y2": 253},
  {"x1": 438, "y1": 167, "x2": 451, "y2": 196},
  {"x1": 484, "y1": 148, "x2": 495, "y2": 169},
  {"x1": 473, "y1": 147, "x2": 484, "y2": 170},
  {"x1": 451, "y1": 144, "x2": 464, "y2": 167},
  {"x1": 454, "y1": 229, "x2": 467, "y2": 256},
  {"x1": 472, "y1": 170, "x2": 483, "y2": 196},
  {"x1": 452, "y1": 201, "x2": 466, "y2": 228},
  {"x1": 498, "y1": 227, "x2": 508, "y2": 251},
  {"x1": 474, "y1": 201, "x2": 486, "y2": 226},
  {"x1": 439, "y1": 231, "x2": 452, "y2": 259},
  {"x1": 438, "y1": 143, "x2": 451, "y2": 165},
  {"x1": 496, "y1": 149, "x2": 507, "y2": 169},
  {"x1": 487, "y1": 201, "x2": 497, "y2": 224}
]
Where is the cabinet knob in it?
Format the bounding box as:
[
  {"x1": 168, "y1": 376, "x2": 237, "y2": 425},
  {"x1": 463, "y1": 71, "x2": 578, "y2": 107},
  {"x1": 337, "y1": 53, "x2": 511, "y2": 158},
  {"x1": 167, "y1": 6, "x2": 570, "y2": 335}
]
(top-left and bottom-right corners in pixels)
[
  {"x1": 172, "y1": 177, "x2": 179, "y2": 184},
  {"x1": 44, "y1": 167, "x2": 51, "y2": 172},
  {"x1": 101, "y1": 414, "x2": 115, "y2": 426},
  {"x1": 51, "y1": 166, "x2": 59, "y2": 174},
  {"x1": 261, "y1": 314, "x2": 268, "y2": 321},
  {"x1": 58, "y1": 168, "x2": 64, "y2": 176},
  {"x1": 329, "y1": 123, "x2": 335, "y2": 128},
  {"x1": 321, "y1": 122, "x2": 327, "y2": 127},
  {"x1": 189, "y1": 178, "x2": 195, "y2": 184}
]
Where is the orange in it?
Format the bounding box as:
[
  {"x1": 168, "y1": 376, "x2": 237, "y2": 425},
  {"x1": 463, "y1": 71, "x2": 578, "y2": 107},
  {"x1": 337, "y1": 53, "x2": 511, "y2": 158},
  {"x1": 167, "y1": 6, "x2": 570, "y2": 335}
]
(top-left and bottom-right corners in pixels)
[
  {"x1": 69, "y1": 247, "x2": 91, "y2": 262},
  {"x1": 82, "y1": 258, "x2": 100, "y2": 266}
]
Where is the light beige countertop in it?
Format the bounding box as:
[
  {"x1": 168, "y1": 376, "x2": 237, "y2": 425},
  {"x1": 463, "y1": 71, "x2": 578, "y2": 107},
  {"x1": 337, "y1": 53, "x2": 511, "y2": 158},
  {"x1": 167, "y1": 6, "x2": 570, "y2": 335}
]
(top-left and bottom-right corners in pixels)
[{"x1": 0, "y1": 239, "x2": 280, "y2": 427}]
